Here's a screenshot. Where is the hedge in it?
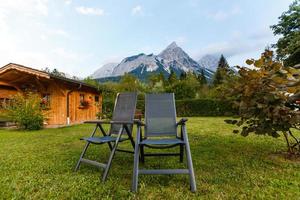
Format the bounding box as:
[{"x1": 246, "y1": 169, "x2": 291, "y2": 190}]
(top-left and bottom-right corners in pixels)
[
  {"x1": 102, "y1": 98, "x2": 236, "y2": 118},
  {"x1": 175, "y1": 99, "x2": 237, "y2": 116}
]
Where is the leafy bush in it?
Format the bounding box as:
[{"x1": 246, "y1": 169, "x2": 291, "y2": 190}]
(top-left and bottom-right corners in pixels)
[
  {"x1": 102, "y1": 100, "x2": 114, "y2": 119},
  {"x1": 224, "y1": 50, "x2": 300, "y2": 154},
  {"x1": 102, "y1": 98, "x2": 236, "y2": 118},
  {"x1": 7, "y1": 92, "x2": 44, "y2": 130}
]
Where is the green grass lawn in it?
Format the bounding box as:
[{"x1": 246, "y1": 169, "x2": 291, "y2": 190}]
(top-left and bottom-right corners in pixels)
[{"x1": 0, "y1": 117, "x2": 299, "y2": 199}]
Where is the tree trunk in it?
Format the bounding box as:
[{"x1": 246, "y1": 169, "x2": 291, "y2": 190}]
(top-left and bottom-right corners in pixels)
[{"x1": 283, "y1": 131, "x2": 292, "y2": 153}]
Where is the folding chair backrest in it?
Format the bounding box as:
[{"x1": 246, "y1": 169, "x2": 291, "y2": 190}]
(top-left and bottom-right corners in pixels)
[
  {"x1": 145, "y1": 93, "x2": 177, "y2": 137},
  {"x1": 110, "y1": 92, "x2": 138, "y2": 135}
]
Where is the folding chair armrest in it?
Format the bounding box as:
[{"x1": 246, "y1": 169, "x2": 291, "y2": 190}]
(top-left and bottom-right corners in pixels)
[
  {"x1": 84, "y1": 120, "x2": 134, "y2": 125},
  {"x1": 84, "y1": 120, "x2": 111, "y2": 124},
  {"x1": 176, "y1": 118, "x2": 188, "y2": 126},
  {"x1": 134, "y1": 119, "x2": 145, "y2": 126},
  {"x1": 110, "y1": 120, "x2": 134, "y2": 125}
]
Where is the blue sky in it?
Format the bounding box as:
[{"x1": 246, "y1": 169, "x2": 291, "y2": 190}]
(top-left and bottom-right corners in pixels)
[{"x1": 0, "y1": 0, "x2": 294, "y2": 77}]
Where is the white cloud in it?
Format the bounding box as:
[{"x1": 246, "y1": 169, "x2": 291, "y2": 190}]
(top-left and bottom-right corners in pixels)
[
  {"x1": 40, "y1": 34, "x2": 47, "y2": 40},
  {"x1": 195, "y1": 41, "x2": 261, "y2": 58},
  {"x1": 64, "y1": 0, "x2": 72, "y2": 5},
  {"x1": 192, "y1": 28, "x2": 277, "y2": 66},
  {"x1": 0, "y1": 0, "x2": 48, "y2": 16},
  {"x1": 0, "y1": 12, "x2": 8, "y2": 31},
  {"x1": 52, "y1": 48, "x2": 78, "y2": 60},
  {"x1": 207, "y1": 5, "x2": 242, "y2": 21},
  {"x1": 131, "y1": 5, "x2": 142, "y2": 16},
  {"x1": 76, "y1": 6, "x2": 105, "y2": 16},
  {"x1": 49, "y1": 29, "x2": 70, "y2": 38}
]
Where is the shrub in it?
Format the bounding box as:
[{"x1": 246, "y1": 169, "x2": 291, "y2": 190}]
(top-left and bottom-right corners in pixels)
[
  {"x1": 102, "y1": 100, "x2": 114, "y2": 119},
  {"x1": 7, "y1": 92, "x2": 44, "y2": 130},
  {"x1": 224, "y1": 50, "x2": 300, "y2": 154}
]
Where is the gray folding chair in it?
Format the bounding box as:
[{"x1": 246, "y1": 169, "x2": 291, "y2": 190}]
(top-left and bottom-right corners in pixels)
[
  {"x1": 132, "y1": 93, "x2": 196, "y2": 192},
  {"x1": 75, "y1": 92, "x2": 137, "y2": 181}
]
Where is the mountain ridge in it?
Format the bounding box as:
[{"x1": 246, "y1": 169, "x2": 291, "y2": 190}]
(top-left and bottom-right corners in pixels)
[{"x1": 91, "y1": 42, "x2": 221, "y2": 81}]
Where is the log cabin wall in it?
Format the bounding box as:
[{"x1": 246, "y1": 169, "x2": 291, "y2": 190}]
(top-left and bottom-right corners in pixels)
[
  {"x1": 0, "y1": 85, "x2": 18, "y2": 99},
  {"x1": 0, "y1": 86, "x2": 18, "y2": 112},
  {"x1": 42, "y1": 83, "x2": 68, "y2": 126},
  {"x1": 68, "y1": 90, "x2": 102, "y2": 124},
  {"x1": 40, "y1": 82, "x2": 102, "y2": 126}
]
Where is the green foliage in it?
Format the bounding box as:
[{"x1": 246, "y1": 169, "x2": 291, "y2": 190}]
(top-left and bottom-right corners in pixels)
[
  {"x1": 147, "y1": 73, "x2": 166, "y2": 92},
  {"x1": 180, "y1": 71, "x2": 187, "y2": 80},
  {"x1": 167, "y1": 70, "x2": 178, "y2": 86},
  {"x1": 176, "y1": 99, "x2": 236, "y2": 116},
  {"x1": 6, "y1": 92, "x2": 44, "y2": 130},
  {"x1": 102, "y1": 100, "x2": 114, "y2": 119},
  {"x1": 212, "y1": 68, "x2": 223, "y2": 86},
  {"x1": 213, "y1": 54, "x2": 234, "y2": 86},
  {"x1": 224, "y1": 50, "x2": 300, "y2": 154},
  {"x1": 271, "y1": 0, "x2": 300, "y2": 66},
  {"x1": 165, "y1": 72, "x2": 201, "y2": 99},
  {"x1": 83, "y1": 76, "x2": 100, "y2": 88},
  {"x1": 103, "y1": 98, "x2": 235, "y2": 117},
  {"x1": 166, "y1": 81, "x2": 197, "y2": 100},
  {"x1": 119, "y1": 73, "x2": 144, "y2": 92},
  {"x1": 197, "y1": 69, "x2": 207, "y2": 85}
]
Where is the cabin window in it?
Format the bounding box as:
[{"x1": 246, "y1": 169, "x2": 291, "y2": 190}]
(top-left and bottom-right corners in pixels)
[
  {"x1": 80, "y1": 94, "x2": 85, "y2": 102},
  {"x1": 79, "y1": 94, "x2": 89, "y2": 107},
  {"x1": 95, "y1": 95, "x2": 99, "y2": 102},
  {"x1": 79, "y1": 94, "x2": 84, "y2": 104},
  {"x1": 41, "y1": 94, "x2": 51, "y2": 109}
]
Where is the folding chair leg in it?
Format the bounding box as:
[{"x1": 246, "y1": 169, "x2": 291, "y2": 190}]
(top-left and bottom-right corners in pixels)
[
  {"x1": 102, "y1": 128, "x2": 123, "y2": 182},
  {"x1": 140, "y1": 144, "x2": 145, "y2": 163},
  {"x1": 183, "y1": 128, "x2": 196, "y2": 192},
  {"x1": 75, "y1": 141, "x2": 90, "y2": 171},
  {"x1": 132, "y1": 143, "x2": 140, "y2": 192},
  {"x1": 180, "y1": 144, "x2": 184, "y2": 163},
  {"x1": 132, "y1": 127, "x2": 141, "y2": 192}
]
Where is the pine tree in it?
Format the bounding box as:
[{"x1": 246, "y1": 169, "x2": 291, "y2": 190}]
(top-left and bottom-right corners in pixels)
[
  {"x1": 168, "y1": 70, "x2": 178, "y2": 85},
  {"x1": 212, "y1": 69, "x2": 223, "y2": 86},
  {"x1": 218, "y1": 54, "x2": 230, "y2": 70},
  {"x1": 180, "y1": 71, "x2": 187, "y2": 80},
  {"x1": 198, "y1": 69, "x2": 207, "y2": 85},
  {"x1": 213, "y1": 54, "x2": 231, "y2": 86}
]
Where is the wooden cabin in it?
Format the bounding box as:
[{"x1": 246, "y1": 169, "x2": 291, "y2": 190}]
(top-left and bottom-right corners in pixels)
[{"x1": 0, "y1": 63, "x2": 102, "y2": 127}]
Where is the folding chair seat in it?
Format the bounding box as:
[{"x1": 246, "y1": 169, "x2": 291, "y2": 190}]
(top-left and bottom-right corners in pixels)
[
  {"x1": 81, "y1": 136, "x2": 128, "y2": 144},
  {"x1": 132, "y1": 93, "x2": 196, "y2": 192},
  {"x1": 140, "y1": 138, "x2": 184, "y2": 145},
  {"x1": 75, "y1": 92, "x2": 137, "y2": 182}
]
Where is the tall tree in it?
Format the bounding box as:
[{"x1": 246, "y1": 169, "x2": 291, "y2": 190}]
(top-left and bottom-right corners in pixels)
[
  {"x1": 180, "y1": 71, "x2": 187, "y2": 80},
  {"x1": 119, "y1": 73, "x2": 141, "y2": 92},
  {"x1": 271, "y1": 0, "x2": 300, "y2": 66},
  {"x1": 213, "y1": 55, "x2": 231, "y2": 86},
  {"x1": 218, "y1": 54, "x2": 230, "y2": 69},
  {"x1": 167, "y1": 70, "x2": 178, "y2": 86},
  {"x1": 198, "y1": 70, "x2": 207, "y2": 85}
]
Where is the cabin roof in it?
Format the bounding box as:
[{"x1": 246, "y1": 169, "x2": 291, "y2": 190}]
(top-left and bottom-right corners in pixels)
[{"x1": 0, "y1": 63, "x2": 100, "y2": 92}]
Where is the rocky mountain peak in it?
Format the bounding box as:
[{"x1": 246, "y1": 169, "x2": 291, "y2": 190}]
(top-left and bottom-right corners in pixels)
[{"x1": 166, "y1": 41, "x2": 178, "y2": 49}]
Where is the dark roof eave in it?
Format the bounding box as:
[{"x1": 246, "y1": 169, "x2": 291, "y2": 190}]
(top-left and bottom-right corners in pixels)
[
  {"x1": 0, "y1": 63, "x2": 101, "y2": 93},
  {"x1": 50, "y1": 75, "x2": 100, "y2": 93}
]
